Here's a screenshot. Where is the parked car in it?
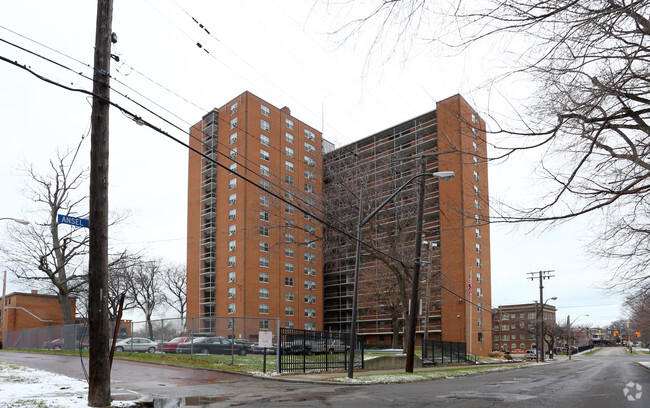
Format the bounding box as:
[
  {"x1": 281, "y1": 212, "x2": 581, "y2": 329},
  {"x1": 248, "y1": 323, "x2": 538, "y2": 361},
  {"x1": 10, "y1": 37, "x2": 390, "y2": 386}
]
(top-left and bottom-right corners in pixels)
[
  {"x1": 251, "y1": 343, "x2": 276, "y2": 354},
  {"x1": 43, "y1": 339, "x2": 63, "y2": 350},
  {"x1": 176, "y1": 337, "x2": 250, "y2": 356},
  {"x1": 525, "y1": 350, "x2": 539, "y2": 360},
  {"x1": 156, "y1": 337, "x2": 191, "y2": 353},
  {"x1": 114, "y1": 337, "x2": 158, "y2": 353},
  {"x1": 314, "y1": 339, "x2": 349, "y2": 354},
  {"x1": 282, "y1": 339, "x2": 314, "y2": 355}
]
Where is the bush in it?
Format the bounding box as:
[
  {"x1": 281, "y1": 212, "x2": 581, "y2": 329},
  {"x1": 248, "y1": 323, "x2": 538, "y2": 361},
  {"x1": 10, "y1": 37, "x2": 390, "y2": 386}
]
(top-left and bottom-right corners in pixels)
[{"x1": 489, "y1": 351, "x2": 504, "y2": 358}]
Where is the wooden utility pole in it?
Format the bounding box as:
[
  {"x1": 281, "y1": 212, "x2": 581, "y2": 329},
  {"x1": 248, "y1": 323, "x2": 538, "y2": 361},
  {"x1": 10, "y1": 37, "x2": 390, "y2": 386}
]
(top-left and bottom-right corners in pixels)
[
  {"x1": 88, "y1": 0, "x2": 113, "y2": 405},
  {"x1": 527, "y1": 270, "x2": 554, "y2": 363}
]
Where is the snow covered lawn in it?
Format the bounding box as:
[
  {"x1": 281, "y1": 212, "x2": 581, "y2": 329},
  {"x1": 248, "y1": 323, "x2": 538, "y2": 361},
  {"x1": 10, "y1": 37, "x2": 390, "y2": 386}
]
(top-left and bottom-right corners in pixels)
[{"x1": 0, "y1": 361, "x2": 131, "y2": 408}]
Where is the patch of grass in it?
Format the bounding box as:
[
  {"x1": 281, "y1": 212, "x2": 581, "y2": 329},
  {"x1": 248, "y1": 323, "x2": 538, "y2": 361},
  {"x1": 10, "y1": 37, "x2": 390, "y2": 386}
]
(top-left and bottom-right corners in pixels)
[
  {"x1": 1, "y1": 399, "x2": 54, "y2": 408},
  {"x1": 582, "y1": 348, "x2": 602, "y2": 356},
  {"x1": 330, "y1": 364, "x2": 527, "y2": 384}
]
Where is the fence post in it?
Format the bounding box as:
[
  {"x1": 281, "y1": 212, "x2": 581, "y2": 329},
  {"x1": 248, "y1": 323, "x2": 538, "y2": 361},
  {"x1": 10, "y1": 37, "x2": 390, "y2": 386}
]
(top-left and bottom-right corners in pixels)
[{"x1": 276, "y1": 319, "x2": 281, "y2": 373}]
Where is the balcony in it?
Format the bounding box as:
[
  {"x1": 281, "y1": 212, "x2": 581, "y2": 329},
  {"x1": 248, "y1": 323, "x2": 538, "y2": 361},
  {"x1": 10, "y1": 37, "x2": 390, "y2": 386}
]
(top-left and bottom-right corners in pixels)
[
  {"x1": 200, "y1": 250, "x2": 216, "y2": 263},
  {"x1": 201, "y1": 192, "x2": 217, "y2": 206},
  {"x1": 201, "y1": 163, "x2": 217, "y2": 177},
  {"x1": 201, "y1": 178, "x2": 217, "y2": 192},
  {"x1": 201, "y1": 206, "x2": 216, "y2": 220}
]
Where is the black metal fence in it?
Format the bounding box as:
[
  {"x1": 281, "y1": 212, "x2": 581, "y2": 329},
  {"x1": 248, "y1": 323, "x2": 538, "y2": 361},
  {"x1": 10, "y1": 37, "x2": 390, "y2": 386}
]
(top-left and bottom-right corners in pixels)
[
  {"x1": 422, "y1": 339, "x2": 469, "y2": 365},
  {"x1": 278, "y1": 328, "x2": 364, "y2": 373}
]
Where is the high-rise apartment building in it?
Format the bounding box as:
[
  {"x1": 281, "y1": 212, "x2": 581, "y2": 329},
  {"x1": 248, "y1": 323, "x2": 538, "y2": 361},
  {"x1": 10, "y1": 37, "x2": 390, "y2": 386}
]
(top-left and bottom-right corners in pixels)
[
  {"x1": 322, "y1": 95, "x2": 493, "y2": 355},
  {"x1": 187, "y1": 91, "x2": 324, "y2": 338}
]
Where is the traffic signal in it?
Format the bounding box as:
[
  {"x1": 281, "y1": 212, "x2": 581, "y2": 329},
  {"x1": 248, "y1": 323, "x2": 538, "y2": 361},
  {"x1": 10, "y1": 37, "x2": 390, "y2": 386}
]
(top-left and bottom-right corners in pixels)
[
  {"x1": 636, "y1": 331, "x2": 641, "y2": 338},
  {"x1": 614, "y1": 330, "x2": 620, "y2": 337}
]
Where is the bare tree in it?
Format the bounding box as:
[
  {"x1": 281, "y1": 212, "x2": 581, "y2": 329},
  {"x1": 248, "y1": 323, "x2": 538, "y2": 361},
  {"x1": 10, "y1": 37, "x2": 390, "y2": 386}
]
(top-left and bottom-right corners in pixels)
[
  {"x1": 624, "y1": 292, "x2": 650, "y2": 345},
  {"x1": 125, "y1": 258, "x2": 167, "y2": 339},
  {"x1": 106, "y1": 251, "x2": 141, "y2": 321},
  {"x1": 327, "y1": 0, "x2": 650, "y2": 292},
  {"x1": 1, "y1": 143, "x2": 88, "y2": 324},
  {"x1": 163, "y1": 263, "x2": 187, "y2": 324}
]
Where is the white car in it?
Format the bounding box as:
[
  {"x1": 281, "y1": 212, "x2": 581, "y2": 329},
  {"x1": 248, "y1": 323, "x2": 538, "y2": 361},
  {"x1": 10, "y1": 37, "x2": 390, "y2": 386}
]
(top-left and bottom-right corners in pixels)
[{"x1": 114, "y1": 337, "x2": 158, "y2": 353}]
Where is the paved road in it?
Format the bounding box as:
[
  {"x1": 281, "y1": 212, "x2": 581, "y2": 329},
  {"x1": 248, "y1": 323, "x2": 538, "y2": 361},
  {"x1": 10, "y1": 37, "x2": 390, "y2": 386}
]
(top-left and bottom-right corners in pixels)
[{"x1": 1, "y1": 348, "x2": 649, "y2": 407}]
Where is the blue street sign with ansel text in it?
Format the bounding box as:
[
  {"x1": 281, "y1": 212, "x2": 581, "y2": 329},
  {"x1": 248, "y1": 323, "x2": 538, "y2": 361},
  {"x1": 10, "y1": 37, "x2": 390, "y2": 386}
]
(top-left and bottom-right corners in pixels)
[{"x1": 57, "y1": 214, "x2": 89, "y2": 228}]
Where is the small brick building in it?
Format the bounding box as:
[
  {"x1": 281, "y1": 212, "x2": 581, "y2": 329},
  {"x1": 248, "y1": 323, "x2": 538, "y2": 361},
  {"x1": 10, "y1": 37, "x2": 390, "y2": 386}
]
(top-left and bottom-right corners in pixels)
[
  {"x1": 492, "y1": 303, "x2": 556, "y2": 352},
  {"x1": 1, "y1": 290, "x2": 75, "y2": 346}
]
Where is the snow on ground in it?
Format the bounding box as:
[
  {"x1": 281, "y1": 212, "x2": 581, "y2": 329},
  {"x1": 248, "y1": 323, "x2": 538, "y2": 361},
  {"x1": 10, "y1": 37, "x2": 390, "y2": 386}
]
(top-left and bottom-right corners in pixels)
[{"x1": 0, "y1": 361, "x2": 132, "y2": 408}]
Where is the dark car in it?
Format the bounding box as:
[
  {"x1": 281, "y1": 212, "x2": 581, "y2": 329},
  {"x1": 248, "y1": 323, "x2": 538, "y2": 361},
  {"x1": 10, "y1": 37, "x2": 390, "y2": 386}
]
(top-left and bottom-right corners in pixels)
[
  {"x1": 176, "y1": 337, "x2": 250, "y2": 356},
  {"x1": 282, "y1": 339, "x2": 314, "y2": 355},
  {"x1": 251, "y1": 343, "x2": 277, "y2": 354},
  {"x1": 314, "y1": 339, "x2": 349, "y2": 354},
  {"x1": 157, "y1": 336, "x2": 191, "y2": 353}
]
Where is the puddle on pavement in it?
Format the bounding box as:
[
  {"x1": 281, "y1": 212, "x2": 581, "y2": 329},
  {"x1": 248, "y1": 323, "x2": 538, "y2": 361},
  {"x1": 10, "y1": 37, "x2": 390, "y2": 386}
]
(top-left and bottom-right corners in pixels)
[{"x1": 152, "y1": 396, "x2": 230, "y2": 407}]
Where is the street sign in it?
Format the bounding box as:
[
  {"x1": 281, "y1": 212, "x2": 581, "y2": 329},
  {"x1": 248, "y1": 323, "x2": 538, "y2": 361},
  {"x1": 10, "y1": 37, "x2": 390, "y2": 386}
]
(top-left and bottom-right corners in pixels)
[
  {"x1": 259, "y1": 330, "x2": 273, "y2": 348},
  {"x1": 57, "y1": 214, "x2": 89, "y2": 228}
]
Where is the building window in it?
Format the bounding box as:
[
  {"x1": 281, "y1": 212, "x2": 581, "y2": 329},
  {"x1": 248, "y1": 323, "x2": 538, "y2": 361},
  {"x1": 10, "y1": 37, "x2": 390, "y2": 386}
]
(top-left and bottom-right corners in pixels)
[
  {"x1": 259, "y1": 272, "x2": 269, "y2": 283},
  {"x1": 261, "y1": 119, "x2": 270, "y2": 131},
  {"x1": 230, "y1": 102, "x2": 238, "y2": 114},
  {"x1": 305, "y1": 224, "x2": 316, "y2": 235},
  {"x1": 227, "y1": 287, "x2": 236, "y2": 298},
  {"x1": 304, "y1": 156, "x2": 316, "y2": 167},
  {"x1": 304, "y1": 183, "x2": 316, "y2": 194},
  {"x1": 229, "y1": 193, "x2": 236, "y2": 205},
  {"x1": 230, "y1": 147, "x2": 237, "y2": 159},
  {"x1": 228, "y1": 271, "x2": 236, "y2": 282},
  {"x1": 260, "y1": 134, "x2": 270, "y2": 146},
  {"x1": 472, "y1": 127, "x2": 479, "y2": 138},
  {"x1": 476, "y1": 257, "x2": 482, "y2": 268},
  {"x1": 260, "y1": 211, "x2": 269, "y2": 221},
  {"x1": 304, "y1": 142, "x2": 316, "y2": 154},
  {"x1": 260, "y1": 149, "x2": 270, "y2": 161},
  {"x1": 477, "y1": 317, "x2": 483, "y2": 327},
  {"x1": 477, "y1": 272, "x2": 482, "y2": 283},
  {"x1": 285, "y1": 262, "x2": 294, "y2": 272},
  {"x1": 476, "y1": 243, "x2": 482, "y2": 254},
  {"x1": 230, "y1": 118, "x2": 238, "y2": 129},
  {"x1": 285, "y1": 190, "x2": 294, "y2": 201},
  {"x1": 305, "y1": 322, "x2": 316, "y2": 331},
  {"x1": 260, "y1": 225, "x2": 269, "y2": 237},
  {"x1": 473, "y1": 141, "x2": 479, "y2": 152},
  {"x1": 285, "y1": 146, "x2": 294, "y2": 158},
  {"x1": 304, "y1": 266, "x2": 316, "y2": 276},
  {"x1": 285, "y1": 161, "x2": 294, "y2": 172},
  {"x1": 228, "y1": 225, "x2": 236, "y2": 236},
  {"x1": 473, "y1": 156, "x2": 479, "y2": 166},
  {"x1": 259, "y1": 288, "x2": 269, "y2": 299},
  {"x1": 475, "y1": 228, "x2": 481, "y2": 238},
  {"x1": 472, "y1": 113, "x2": 479, "y2": 124},
  {"x1": 285, "y1": 233, "x2": 294, "y2": 243},
  {"x1": 259, "y1": 241, "x2": 269, "y2": 252},
  {"x1": 228, "y1": 209, "x2": 236, "y2": 220},
  {"x1": 285, "y1": 204, "x2": 294, "y2": 215},
  {"x1": 474, "y1": 199, "x2": 480, "y2": 209},
  {"x1": 475, "y1": 214, "x2": 481, "y2": 224},
  {"x1": 285, "y1": 132, "x2": 294, "y2": 144},
  {"x1": 474, "y1": 170, "x2": 480, "y2": 181},
  {"x1": 304, "y1": 294, "x2": 316, "y2": 304},
  {"x1": 478, "y1": 332, "x2": 484, "y2": 342},
  {"x1": 285, "y1": 306, "x2": 294, "y2": 316},
  {"x1": 304, "y1": 308, "x2": 316, "y2": 318},
  {"x1": 304, "y1": 169, "x2": 316, "y2": 181},
  {"x1": 228, "y1": 240, "x2": 236, "y2": 251},
  {"x1": 261, "y1": 105, "x2": 270, "y2": 117},
  {"x1": 285, "y1": 247, "x2": 294, "y2": 257},
  {"x1": 285, "y1": 291, "x2": 294, "y2": 301},
  {"x1": 285, "y1": 277, "x2": 294, "y2": 287},
  {"x1": 285, "y1": 175, "x2": 294, "y2": 186},
  {"x1": 229, "y1": 133, "x2": 237, "y2": 144},
  {"x1": 259, "y1": 304, "x2": 269, "y2": 314},
  {"x1": 285, "y1": 321, "x2": 294, "y2": 329},
  {"x1": 260, "y1": 320, "x2": 269, "y2": 330},
  {"x1": 285, "y1": 218, "x2": 294, "y2": 228},
  {"x1": 304, "y1": 280, "x2": 316, "y2": 290},
  {"x1": 228, "y1": 303, "x2": 235, "y2": 314},
  {"x1": 259, "y1": 256, "x2": 269, "y2": 268},
  {"x1": 477, "y1": 302, "x2": 483, "y2": 312},
  {"x1": 260, "y1": 164, "x2": 270, "y2": 176},
  {"x1": 228, "y1": 256, "x2": 236, "y2": 267},
  {"x1": 229, "y1": 178, "x2": 237, "y2": 190},
  {"x1": 260, "y1": 179, "x2": 270, "y2": 190},
  {"x1": 304, "y1": 129, "x2": 315, "y2": 141},
  {"x1": 260, "y1": 195, "x2": 270, "y2": 207},
  {"x1": 229, "y1": 163, "x2": 237, "y2": 174},
  {"x1": 305, "y1": 238, "x2": 316, "y2": 249},
  {"x1": 477, "y1": 287, "x2": 483, "y2": 297},
  {"x1": 304, "y1": 252, "x2": 316, "y2": 263},
  {"x1": 474, "y1": 185, "x2": 480, "y2": 195},
  {"x1": 286, "y1": 118, "x2": 294, "y2": 130}
]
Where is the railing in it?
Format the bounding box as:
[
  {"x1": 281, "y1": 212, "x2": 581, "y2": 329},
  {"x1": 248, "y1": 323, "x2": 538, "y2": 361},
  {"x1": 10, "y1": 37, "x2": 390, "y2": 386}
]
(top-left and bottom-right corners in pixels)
[
  {"x1": 278, "y1": 328, "x2": 363, "y2": 373},
  {"x1": 422, "y1": 339, "x2": 470, "y2": 365}
]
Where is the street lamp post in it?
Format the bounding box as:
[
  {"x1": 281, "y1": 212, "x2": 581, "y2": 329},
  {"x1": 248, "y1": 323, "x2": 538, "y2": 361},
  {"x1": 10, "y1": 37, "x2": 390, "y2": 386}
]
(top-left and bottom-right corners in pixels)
[
  {"x1": 1, "y1": 217, "x2": 30, "y2": 348},
  {"x1": 421, "y1": 241, "x2": 437, "y2": 342},
  {"x1": 537, "y1": 296, "x2": 557, "y2": 362},
  {"x1": 347, "y1": 159, "x2": 454, "y2": 379},
  {"x1": 567, "y1": 314, "x2": 589, "y2": 360}
]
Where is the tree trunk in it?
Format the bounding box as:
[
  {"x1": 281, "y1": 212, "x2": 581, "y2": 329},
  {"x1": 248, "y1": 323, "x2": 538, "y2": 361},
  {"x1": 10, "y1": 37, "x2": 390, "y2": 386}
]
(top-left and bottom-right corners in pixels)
[
  {"x1": 391, "y1": 314, "x2": 400, "y2": 349},
  {"x1": 57, "y1": 292, "x2": 74, "y2": 325}
]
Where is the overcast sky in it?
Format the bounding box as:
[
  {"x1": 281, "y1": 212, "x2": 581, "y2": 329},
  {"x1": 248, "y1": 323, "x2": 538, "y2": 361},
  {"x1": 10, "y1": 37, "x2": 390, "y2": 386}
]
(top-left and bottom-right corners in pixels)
[{"x1": 0, "y1": 0, "x2": 624, "y2": 328}]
